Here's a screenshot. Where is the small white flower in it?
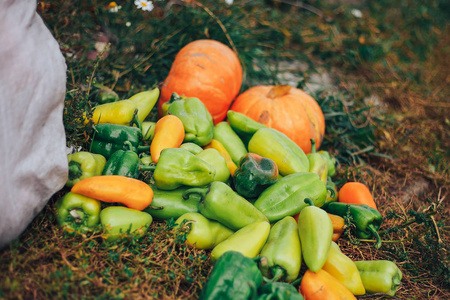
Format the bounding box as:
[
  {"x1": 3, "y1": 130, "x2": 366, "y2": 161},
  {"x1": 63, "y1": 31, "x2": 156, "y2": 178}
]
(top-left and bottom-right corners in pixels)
[
  {"x1": 225, "y1": 0, "x2": 234, "y2": 5},
  {"x1": 351, "y1": 9, "x2": 362, "y2": 18},
  {"x1": 107, "y1": 2, "x2": 121, "y2": 13},
  {"x1": 126, "y1": 22, "x2": 131, "y2": 27},
  {"x1": 135, "y1": 0, "x2": 154, "y2": 11}
]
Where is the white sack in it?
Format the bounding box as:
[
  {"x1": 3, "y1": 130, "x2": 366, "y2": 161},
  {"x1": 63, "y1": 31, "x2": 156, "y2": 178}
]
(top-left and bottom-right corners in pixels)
[{"x1": 0, "y1": 1, "x2": 68, "y2": 248}]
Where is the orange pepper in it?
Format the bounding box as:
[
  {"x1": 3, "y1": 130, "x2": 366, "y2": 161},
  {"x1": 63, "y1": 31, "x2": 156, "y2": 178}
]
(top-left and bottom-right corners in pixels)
[
  {"x1": 150, "y1": 115, "x2": 185, "y2": 163},
  {"x1": 329, "y1": 213, "x2": 346, "y2": 242},
  {"x1": 71, "y1": 175, "x2": 153, "y2": 211},
  {"x1": 204, "y1": 139, "x2": 238, "y2": 176},
  {"x1": 338, "y1": 182, "x2": 377, "y2": 210},
  {"x1": 300, "y1": 269, "x2": 357, "y2": 300}
]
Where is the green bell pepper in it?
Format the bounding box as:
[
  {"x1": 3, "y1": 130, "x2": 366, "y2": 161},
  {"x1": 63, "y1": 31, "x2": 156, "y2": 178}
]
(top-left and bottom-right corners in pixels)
[
  {"x1": 253, "y1": 172, "x2": 329, "y2": 223},
  {"x1": 211, "y1": 221, "x2": 270, "y2": 262},
  {"x1": 227, "y1": 110, "x2": 266, "y2": 147},
  {"x1": 66, "y1": 151, "x2": 106, "y2": 188},
  {"x1": 180, "y1": 142, "x2": 204, "y2": 155},
  {"x1": 297, "y1": 199, "x2": 333, "y2": 273},
  {"x1": 233, "y1": 153, "x2": 278, "y2": 199},
  {"x1": 148, "y1": 148, "x2": 216, "y2": 190},
  {"x1": 183, "y1": 181, "x2": 269, "y2": 231},
  {"x1": 318, "y1": 150, "x2": 336, "y2": 177},
  {"x1": 175, "y1": 212, "x2": 234, "y2": 250},
  {"x1": 307, "y1": 138, "x2": 328, "y2": 184},
  {"x1": 144, "y1": 186, "x2": 201, "y2": 220},
  {"x1": 257, "y1": 282, "x2": 304, "y2": 300},
  {"x1": 90, "y1": 117, "x2": 144, "y2": 160},
  {"x1": 259, "y1": 216, "x2": 301, "y2": 282},
  {"x1": 323, "y1": 202, "x2": 383, "y2": 249},
  {"x1": 199, "y1": 251, "x2": 263, "y2": 300},
  {"x1": 100, "y1": 206, "x2": 153, "y2": 242},
  {"x1": 102, "y1": 141, "x2": 141, "y2": 179},
  {"x1": 354, "y1": 260, "x2": 402, "y2": 296},
  {"x1": 213, "y1": 121, "x2": 248, "y2": 165},
  {"x1": 55, "y1": 192, "x2": 101, "y2": 232},
  {"x1": 248, "y1": 128, "x2": 309, "y2": 176},
  {"x1": 167, "y1": 93, "x2": 214, "y2": 146},
  {"x1": 196, "y1": 148, "x2": 230, "y2": 183}
]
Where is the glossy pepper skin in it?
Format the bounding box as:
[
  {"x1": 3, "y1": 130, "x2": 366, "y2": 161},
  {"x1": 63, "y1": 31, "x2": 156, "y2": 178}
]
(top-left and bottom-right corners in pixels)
[
  {"x1": 259, "y1": 216, "x2": 301, "y2": 282},
  {"x1": 213, "y1": 121, "x2": 248, "y2": 165},
  {"x1": 322, "y1": 242, "x2": 366, "y2": 295},
  {"x1": 66, "y1": 151, "x2": 106, "y2": 188},
  {"x1": 233, "y1": 153, "x2": 278, "y2": 199},
  {"x1": 307, "y1": 138, "x2": 328, "y2": 184},
  {"x1": 144, "y1": 186, "x2": 200, "y2": 220},
  {"x1": 211, "y1": 221, "x2": 270, "y2": 262},
  {"x1": 298, "y1": 199, "x2": 333, "y2": 272},
  {"x1": 199, "y1": 251, "x2": 263, "y2": 300},
  {"x1": 90, "y1": 120, "x2": 143, "y2": 160},
  {"x1": 102, "y1": 141, "x2": 141, "y2": 179},
  {"x1": 254, "y1": 172, "x2": 328, "y2": 223},
  {"x1": 323, "y1": 202, "x2": 383, "y2": 249},
  {"x1": 174, "y1": 212, "x2": 234, "y2": 250},
  {"x1": 183, "y1": 181, "x2": 269, "y2": 231},
  {"x1": 227, "y1": 110, "x2": 266, "y2": 147},
  {"x1": 196, "y1": 148, "x2": 230, "y2": 183},
  {"x1": 354, "y1": 260, "x2": 402, "y2": 296},
  {"x1": 167, "y1": 93, "x2": 214, "y2": 146},
  {"x1": 100, "y1": 206, "x2": 153, "y2": 242},
  {"x1": 257, "y1": 282, "x2": 304, "y2": 300},
  {"x1": 149, "y1": 148, "x2": 216, "y2": 190},
  {"x1": 56, "y1": 192, "x2": 101, "y2": 232},
  {"x1": 248, "y1": 128, "x2": 309, "y2": 176}
]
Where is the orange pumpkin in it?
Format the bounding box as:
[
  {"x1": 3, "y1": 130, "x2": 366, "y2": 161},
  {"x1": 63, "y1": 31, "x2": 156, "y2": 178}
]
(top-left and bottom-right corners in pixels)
[
  {"x1": 230, "y1": 85, "x2": 325, "y2": 153},
  {"x1": 159, "y1": 39, "x2": 243, "y2": 124}
]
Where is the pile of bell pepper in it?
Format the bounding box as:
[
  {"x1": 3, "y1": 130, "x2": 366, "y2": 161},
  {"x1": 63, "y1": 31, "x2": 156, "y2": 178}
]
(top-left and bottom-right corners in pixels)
[{"x1": 56, "y1": 87, "x2": 403, "y2": 299}]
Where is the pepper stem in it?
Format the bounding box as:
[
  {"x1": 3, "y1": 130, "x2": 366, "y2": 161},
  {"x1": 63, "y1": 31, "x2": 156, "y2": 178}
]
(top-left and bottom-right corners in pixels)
[
  {"x1": 368, "y1": 224, "x2": 382, "y2": 249},
  {"x1": 326, "y1": 185, "x2": 337, "y2": 200},
  {"x1": 310, "y1": 138, "x2": 317, "y2": 153},
  {"x1": 68, "y1": 161, "x2": 82, "y2": 180},
  {"x1": 139, "y1": 164, "x2": 156, "y2": 172},
  {"x1": 131, "y1": 109, "x2": 142, "y2": 131},
  {"x1": 182, "y1": 186, "x2": 209, "y2": 201},
  {"x1": 304, "y1": 198, "x2": 314, "y2": 206}
]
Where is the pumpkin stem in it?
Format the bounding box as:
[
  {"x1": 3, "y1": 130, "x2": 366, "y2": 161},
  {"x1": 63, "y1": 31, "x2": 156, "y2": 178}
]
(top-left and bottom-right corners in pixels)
[{"x1": 267, "y1": 85, "x2": 292, "y2": 99}]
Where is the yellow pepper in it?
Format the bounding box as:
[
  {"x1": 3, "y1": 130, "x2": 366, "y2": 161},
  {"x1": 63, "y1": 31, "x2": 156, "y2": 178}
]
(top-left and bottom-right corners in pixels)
[
  {"x1": 322, "y1": 241, "x2": 366, "y2": 296},
  {"x1": 204, "y1": 139, "x2": 238, "y2": 176}
]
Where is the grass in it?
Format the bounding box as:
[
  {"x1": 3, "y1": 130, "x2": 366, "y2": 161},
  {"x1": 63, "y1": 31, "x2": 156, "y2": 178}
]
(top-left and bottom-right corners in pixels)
[{"x1": 1, "y1": 0, "x2": 449, "y2": 298}]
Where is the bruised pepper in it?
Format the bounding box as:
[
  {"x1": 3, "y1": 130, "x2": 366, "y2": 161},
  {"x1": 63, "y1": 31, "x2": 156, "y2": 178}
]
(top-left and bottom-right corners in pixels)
[
  {"x1": 259, "y1": 216, "x2": 301, "y2": 282},
  {"x1": 183, "y1": 181, "x2": 269, "y2": 231},
  {"x1": 324, "y1": 202, "x2": 383, "y2": 249},
  {"x1": 174, "y1": 212, "x2": 234, "y2": 250},
  {"x1": 146, "y1": 148, "x2": 215, "y2": 190},
  {"x1": 233, "y1": 153, "x2": 278, "y2": 199},
  {"x1": 254, "y1": 172, "x2": 329, "y2": 223},
  {"x1": 66, "y1": 151, "x2": 106, "y2": 188},
  {"x1": 199, "y1": 251, "x2": 263, "y2": 300},
  {"x1": 166, "y1": 93, "x2": 214, "y2": 146},
  {"x1": 56, "y1": 192, "x2": 101, "y2": 232},
  {"x1": 248, "y1": 128, "x2": 309, "y2": 176}
]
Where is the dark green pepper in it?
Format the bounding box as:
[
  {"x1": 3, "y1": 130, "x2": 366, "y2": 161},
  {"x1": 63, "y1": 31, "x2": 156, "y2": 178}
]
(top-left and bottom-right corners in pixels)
[
  {"x1": 227, "y1": 110, "x2": 266, "y2": 147},
  {"x1": 55, "y1": 192, "x2": 101, "y2": 232},
  {"x1": 323, "y1": 202, "x2": 383, "y2": 249},
  {"x1": 167, "y1": 93, "x2": 214, "y2": 146},
  {"x1": 183, "y1": 181, "x2": 269, "y2": 231},
  {"x1": 90, "y1": 119, "x2": 143, "y2": 160},
  {"x1": 147, "y1": 148, "x2": 215, "y2": 190},
  {"x1": 102, "y1": 141, "x2": 141, "y2": 179},
  {"x1": 254, "y1": 172, "x2": 329, "y2": 223},
  {"x1": 199, "y1": 251, "x2": 263, "y2": 300},
  {"x1": 144, "y1": 186, "x2": 201, "y2": 220},
  {"x1": 233, "y1": 153, "x2": 279, "y2": 199},
  {"x1": 257, "y1": 282, "x2": 304, "y2": 300},
  {"x1": 307, "y1": 138, "x2": 328, "y2": 184}
]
